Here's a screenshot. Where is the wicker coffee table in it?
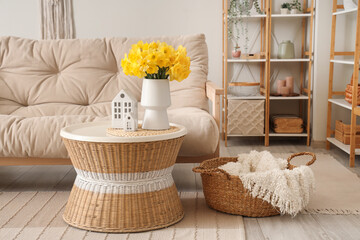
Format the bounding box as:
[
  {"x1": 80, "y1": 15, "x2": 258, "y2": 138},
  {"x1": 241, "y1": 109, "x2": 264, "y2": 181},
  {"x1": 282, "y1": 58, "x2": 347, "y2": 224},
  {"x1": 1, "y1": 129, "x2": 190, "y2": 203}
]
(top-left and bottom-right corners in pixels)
[{"x1": 60, "y1": 121, "x2": 187, "y2": 233}]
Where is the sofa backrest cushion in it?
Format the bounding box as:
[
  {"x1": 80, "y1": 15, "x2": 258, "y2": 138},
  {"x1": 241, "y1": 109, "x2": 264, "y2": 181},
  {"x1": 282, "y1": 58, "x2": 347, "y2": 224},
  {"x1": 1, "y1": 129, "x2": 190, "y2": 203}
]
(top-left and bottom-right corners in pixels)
[{"x1": 0, "y1": 34, "x2": 208, "y2": 117}]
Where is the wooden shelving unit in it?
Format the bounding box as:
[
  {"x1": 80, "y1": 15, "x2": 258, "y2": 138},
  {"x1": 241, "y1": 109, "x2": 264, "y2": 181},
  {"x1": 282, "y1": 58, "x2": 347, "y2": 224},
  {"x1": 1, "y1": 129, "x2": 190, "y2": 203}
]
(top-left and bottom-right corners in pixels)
[
  {"x1": 326, "y1": 1, "x2": 360, "y2": 167},
  {"x1": 222, "y1": 0, "x2": 315, "y2": 146}
]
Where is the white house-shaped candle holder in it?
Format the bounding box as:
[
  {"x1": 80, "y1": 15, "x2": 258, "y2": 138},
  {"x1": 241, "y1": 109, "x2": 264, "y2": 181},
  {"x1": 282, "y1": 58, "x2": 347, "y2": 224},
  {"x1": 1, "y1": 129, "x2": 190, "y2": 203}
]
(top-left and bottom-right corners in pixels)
[{"x1": 111, "y1": 89, "x2": 138, "y2": 131}]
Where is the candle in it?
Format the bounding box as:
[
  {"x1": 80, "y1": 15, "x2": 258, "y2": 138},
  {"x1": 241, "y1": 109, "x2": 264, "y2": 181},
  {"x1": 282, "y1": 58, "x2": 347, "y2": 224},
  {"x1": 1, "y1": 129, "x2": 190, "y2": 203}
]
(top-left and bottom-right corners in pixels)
[
  {"x1": 286, "y1": 76, "x2": 294, "y2": 94},
  {"x1": 277, "y1": 80, "x2": 286, "y2": 94},
  {"x1": 280, "y1": 86, "x2": 290, "y2": 96}
]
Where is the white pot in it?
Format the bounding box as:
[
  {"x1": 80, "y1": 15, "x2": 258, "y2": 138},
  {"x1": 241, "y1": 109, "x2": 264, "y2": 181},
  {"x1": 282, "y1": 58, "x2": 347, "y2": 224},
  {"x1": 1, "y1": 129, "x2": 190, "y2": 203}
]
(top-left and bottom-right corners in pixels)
[
  {"x1": 290, "y1": 9, "x2": 298, "y2": 14},
  {"x1": 344, "y1": 0, "x2": 358, "y2": 10},
  {"x1": 141, "y1": 78, "x2": 171, "y2": 130},
  {"x1": 280, "y1": 8, "x2": 289, "y2": 14}
]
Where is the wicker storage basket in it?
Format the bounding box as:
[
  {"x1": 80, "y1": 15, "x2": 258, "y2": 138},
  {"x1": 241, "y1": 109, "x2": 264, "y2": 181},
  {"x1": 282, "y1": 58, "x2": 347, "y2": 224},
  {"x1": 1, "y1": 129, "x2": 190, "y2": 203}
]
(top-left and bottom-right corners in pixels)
[
  {"x1": 193, "y1": 152, "x2": 316, "y2": 217},
  {"x1": 335, "y1": 120, "x2": 360, "y2": 147},
  {"x1": 271, "y1": 115, "x2": 303, "y2": 133}
]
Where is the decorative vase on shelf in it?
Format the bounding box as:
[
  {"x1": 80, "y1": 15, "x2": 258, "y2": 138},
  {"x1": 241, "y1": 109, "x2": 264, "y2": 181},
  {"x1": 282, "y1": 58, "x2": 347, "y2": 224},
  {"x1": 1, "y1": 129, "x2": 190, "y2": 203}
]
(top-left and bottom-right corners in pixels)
[
  {"x1": 278, "y1": 40, "x2": 295, "y2": 59},
  {"x1": 141, "y1": 79, "x2": 171, "y2": 130},
  {"x1": 280, "y1": 8, "x2": 289, "y2": 14},
  {"x1": 344, "y1": 0, "x2": 358, "y2": 10},
  {"x1": 232, "y1": 45, "x2": 241, "y2": 58}
]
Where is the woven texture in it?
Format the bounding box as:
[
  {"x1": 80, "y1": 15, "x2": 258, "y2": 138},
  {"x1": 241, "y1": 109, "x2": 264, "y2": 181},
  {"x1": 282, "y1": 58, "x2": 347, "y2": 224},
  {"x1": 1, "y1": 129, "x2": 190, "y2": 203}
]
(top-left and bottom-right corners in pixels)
[
  {"x1": 193, "y1": 153, "x2": 316, "y2": 217},
  {"x1": 107, "y1": 125, "x2": 179, "y2": 137},
  {"x1": 194, "y1": 157, "x2": 279, "y2": 217},
  {"x1": 227, "y1": 100, "x2": 264, "y2": 135},
  {"x1": 62, "y1": 136, "x2": 185, "y2": 232}
]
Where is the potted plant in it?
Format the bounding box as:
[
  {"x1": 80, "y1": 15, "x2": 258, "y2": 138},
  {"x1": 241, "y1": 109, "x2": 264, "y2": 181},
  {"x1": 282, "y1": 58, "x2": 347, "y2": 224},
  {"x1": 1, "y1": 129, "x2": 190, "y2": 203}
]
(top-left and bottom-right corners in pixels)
[
  {"x1": 228, "y1": 0, "x2": 263, "y2": 55},
  {"x1": 121, "y1": 41, "x2": 191, "y2": 130},
  {"x1": 280, "y1": 3, "x2": 291, "y2": 14},
  {"x1": 290, "y1": 0, "x2": 302, "y2": 14}
]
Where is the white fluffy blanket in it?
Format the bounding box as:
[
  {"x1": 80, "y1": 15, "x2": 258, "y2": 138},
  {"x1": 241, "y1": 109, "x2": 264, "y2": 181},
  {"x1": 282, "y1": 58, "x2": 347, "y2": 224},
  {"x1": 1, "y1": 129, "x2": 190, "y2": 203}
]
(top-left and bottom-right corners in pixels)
[{"x1": 219, "y1": 151, "x2": 315, "y2": 216}]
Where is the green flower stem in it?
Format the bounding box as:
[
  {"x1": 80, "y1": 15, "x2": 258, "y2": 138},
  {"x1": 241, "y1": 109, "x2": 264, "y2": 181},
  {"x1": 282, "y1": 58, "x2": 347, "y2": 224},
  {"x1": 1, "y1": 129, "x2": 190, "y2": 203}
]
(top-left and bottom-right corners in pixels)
[{"x1": 145, "y1": 66, "x2": 169, "y2": 79}]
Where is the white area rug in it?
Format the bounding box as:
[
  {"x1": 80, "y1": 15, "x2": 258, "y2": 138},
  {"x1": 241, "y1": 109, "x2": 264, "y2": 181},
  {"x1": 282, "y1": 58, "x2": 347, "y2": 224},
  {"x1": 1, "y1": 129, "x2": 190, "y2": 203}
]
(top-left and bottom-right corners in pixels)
[
  {"x1": 277, "y1": 153, "x2": 360, "y2": 215},
  {"x1": 0, "y1": 191, "x2": 245, "y2": 240}
]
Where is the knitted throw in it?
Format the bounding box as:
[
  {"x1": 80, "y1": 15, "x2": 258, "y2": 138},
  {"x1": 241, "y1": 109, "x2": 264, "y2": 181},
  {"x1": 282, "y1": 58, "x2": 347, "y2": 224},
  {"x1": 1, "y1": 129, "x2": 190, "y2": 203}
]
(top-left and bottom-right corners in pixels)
[
  {"x1": 40, "y1": 0, "x2": 74, "y2": 39},
  {"x1": 219, "y1": 150, "x2": 315, "y2": 216}
]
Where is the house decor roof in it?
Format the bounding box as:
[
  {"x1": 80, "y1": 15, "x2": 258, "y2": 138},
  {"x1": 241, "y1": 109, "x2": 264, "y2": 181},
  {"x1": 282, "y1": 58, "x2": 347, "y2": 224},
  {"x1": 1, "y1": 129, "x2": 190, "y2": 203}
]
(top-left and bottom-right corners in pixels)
[{"x1": 107, "y1": 124, "x2": 180, "y2": 137}]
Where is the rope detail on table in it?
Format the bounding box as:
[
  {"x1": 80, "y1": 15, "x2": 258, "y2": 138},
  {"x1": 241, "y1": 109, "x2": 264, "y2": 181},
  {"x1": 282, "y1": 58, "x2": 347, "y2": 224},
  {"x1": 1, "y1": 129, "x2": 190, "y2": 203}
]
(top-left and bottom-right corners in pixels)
[{"x1": 74, "y1": 166, "x2": 174, "y2": 194}]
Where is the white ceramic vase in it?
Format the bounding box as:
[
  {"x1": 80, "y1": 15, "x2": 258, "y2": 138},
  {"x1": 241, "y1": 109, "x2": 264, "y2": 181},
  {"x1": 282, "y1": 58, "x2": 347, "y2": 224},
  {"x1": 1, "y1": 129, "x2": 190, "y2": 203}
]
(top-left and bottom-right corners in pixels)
[{"x1": 141, "y1": 78, "x2": 171, "y2": 130}]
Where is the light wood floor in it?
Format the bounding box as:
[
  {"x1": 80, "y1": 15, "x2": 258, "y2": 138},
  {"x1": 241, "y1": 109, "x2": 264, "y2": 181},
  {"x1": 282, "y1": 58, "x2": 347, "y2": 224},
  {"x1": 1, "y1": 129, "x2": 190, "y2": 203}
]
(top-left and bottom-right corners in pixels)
[{"x1": 1, "y1": 138, "x2": 360, "y2": 239}]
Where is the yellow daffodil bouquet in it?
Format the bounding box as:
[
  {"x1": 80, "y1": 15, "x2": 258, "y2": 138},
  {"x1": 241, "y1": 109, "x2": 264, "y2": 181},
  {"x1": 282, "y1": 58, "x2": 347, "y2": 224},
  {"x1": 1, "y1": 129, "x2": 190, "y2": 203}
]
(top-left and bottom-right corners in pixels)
[{"x1": 121, "y1": 41, "x2": 191, "y2": 82}]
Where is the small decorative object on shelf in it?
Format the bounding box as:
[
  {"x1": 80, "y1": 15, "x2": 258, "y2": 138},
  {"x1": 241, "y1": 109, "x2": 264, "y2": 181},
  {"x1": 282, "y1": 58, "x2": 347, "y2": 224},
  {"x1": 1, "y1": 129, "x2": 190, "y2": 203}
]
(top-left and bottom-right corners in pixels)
[
  {"x1": 241, "y1": 52, "x2": 265, "y2": 59},
  {"x1": 278, "y1": 40, "x2": 295, "y2": 59},
  {"x1": 232, "y1": 44, "x2": 241, "y2": 58},
  {"x1": 281, "y1": 3, "x2": 291, "y2": 14},
  {"x1": 286, "y1": 76, "x2": 294, "y2": 93},
  {"x1": 277, "y1": 79, "x2": 286, "y2": 94},
  {"x1": 121, "y1": 41, "x2": 190, "y2": 130},
  {"x1": 111, "y1": 89, "x2": 138, "y2": 131},
  {"x1": 275, "y1": 77, "x2": 296, "y2": 96}
]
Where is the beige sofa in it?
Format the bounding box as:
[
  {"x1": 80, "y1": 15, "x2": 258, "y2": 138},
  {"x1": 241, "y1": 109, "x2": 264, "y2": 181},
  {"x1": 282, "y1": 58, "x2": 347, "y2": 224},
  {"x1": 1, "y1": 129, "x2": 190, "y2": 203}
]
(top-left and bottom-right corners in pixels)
[{"x1": 0, "y1": 34, "x2": 223, "y2": 165}]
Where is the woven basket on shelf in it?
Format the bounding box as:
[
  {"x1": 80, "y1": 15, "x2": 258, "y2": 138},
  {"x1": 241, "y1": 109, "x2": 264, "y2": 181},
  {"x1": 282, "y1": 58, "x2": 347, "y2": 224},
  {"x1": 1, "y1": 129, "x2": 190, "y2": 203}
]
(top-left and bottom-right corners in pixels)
[{"x1": 193, "y1": 152, "x2": 316, "y2": 217}]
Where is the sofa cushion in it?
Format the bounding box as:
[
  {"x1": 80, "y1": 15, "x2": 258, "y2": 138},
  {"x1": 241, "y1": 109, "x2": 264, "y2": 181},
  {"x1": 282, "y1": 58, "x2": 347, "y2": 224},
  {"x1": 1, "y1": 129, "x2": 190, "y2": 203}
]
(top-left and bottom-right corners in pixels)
[
  {"x1": 0, "y1": 35, "x2": 209, "y2": 117},
  {"x1": 0, "y1": 108, "x2": 218, "y2": 158}
]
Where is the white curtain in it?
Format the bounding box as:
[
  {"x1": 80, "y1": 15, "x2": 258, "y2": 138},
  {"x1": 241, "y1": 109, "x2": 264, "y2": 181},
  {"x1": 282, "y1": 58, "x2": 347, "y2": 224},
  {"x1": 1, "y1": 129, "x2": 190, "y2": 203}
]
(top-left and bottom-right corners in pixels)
[{"x1": 40, "y1": 0, "x2": 74, "y2": 39}]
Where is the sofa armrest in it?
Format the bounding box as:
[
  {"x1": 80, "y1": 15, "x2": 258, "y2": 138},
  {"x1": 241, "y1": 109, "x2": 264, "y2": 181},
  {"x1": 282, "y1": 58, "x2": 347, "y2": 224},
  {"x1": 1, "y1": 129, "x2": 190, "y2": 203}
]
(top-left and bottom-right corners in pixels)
[{"x1": 206, "y1": 81, "x2": 224, "y2": 128}]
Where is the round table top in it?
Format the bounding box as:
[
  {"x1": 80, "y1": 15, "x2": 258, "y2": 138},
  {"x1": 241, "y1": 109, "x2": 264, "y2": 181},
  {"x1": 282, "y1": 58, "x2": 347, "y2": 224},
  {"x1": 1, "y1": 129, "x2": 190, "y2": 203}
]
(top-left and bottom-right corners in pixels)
[{"x1": 60, "y1": 121, "x2": 187, "y2": 143}]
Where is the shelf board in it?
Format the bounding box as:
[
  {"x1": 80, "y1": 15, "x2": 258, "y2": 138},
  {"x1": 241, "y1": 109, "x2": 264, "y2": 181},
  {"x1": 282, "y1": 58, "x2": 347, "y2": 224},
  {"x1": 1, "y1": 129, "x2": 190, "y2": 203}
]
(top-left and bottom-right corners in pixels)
[
  {"x1": 228, "y1": 134, "x2": 265, "y2": 137},
  {"x1": 228, "y1": 13, "x2": 311, "y2": 19},
  {"x1": 270, "y1": 58, "x2": 310, "y2": 62},
  {"x1": 269, "y1": 131, "x2": 308, "y2": 137},
  {"x1": 227, "y1": 94, "x2": 265, "y2": 100},
  {"x1": 328, "y1": 98, "x2": 352, "y2": 110},
  {"x1": 270, "y1": 94, "x2": 309, "y2": 100},
  {"x1": 271, "y1": 13, "x2": 312, "y2": 18},
  {"x1": 327, "y1": 137, "x2": 360, "y2": 155},
  {"x1": 227, "y1": 58, "x2": 310, "y2": 63},
  {"x1": 330, "y1": 59, "x2": 354, "y2": 65},
  {"x1": 229, "y1": 14, "x2": 266, "y2": 19},
  {"x1": 333, "y1": 8, "x2": 357, "y2": 16},
  {"x1": 228, "y1": 59, "x2": 266, "y2": 63}
]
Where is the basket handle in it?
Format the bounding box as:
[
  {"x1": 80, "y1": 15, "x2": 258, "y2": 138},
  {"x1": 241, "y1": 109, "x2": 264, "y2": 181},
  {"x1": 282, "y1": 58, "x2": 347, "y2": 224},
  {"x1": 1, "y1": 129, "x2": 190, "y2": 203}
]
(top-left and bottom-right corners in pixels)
[
  {"x1": 192, "y1": 166, "x2": 232, "y2": 180},
  {"x1": 287, "y1": 152, "x2": 316, "y2": 170}
]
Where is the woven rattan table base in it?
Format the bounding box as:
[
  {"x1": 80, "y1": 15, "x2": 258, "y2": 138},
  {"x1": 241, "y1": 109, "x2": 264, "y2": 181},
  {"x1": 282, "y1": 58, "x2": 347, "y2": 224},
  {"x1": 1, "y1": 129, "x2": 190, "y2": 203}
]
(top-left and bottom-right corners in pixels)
[
  {"x1": 62, "y1": 137, "x2": 185, "y2": 232},
  {"x1": 63, "y1": 184, "x2": 184, "y2": 233}
]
